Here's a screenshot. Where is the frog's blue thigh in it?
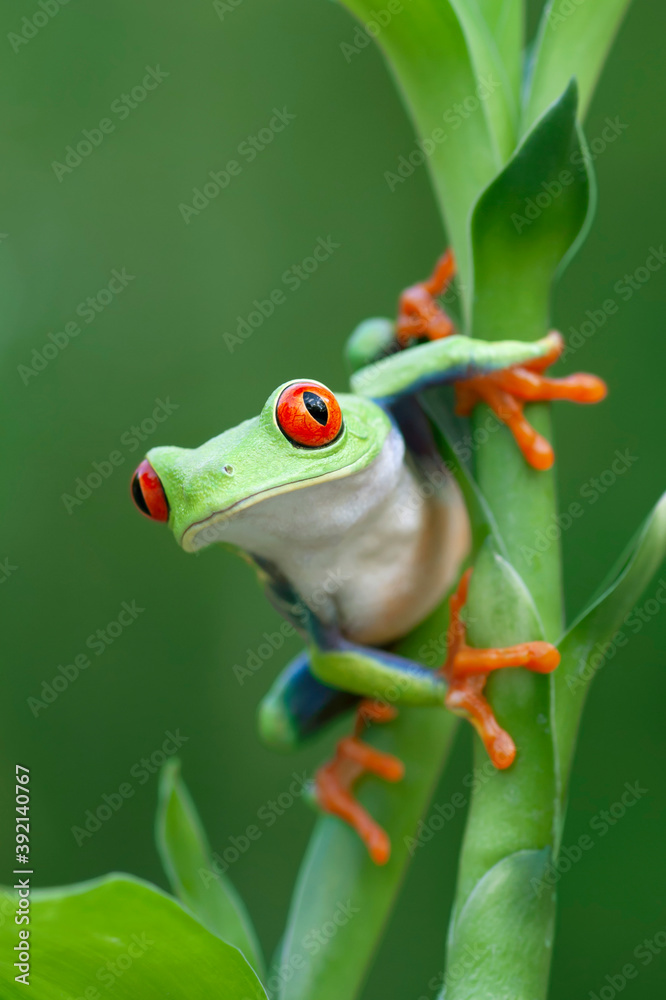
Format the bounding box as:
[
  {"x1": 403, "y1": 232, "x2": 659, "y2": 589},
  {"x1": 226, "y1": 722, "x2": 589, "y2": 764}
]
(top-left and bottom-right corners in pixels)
[{"x1": 258, "y1": 649, "x2": 360, "y2": 750}]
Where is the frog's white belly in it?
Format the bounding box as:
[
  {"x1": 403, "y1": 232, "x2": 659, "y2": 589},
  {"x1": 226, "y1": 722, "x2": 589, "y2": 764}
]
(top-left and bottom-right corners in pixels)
[{"x1": 220, "y1": 428, "x2": 470, "y2": 646}]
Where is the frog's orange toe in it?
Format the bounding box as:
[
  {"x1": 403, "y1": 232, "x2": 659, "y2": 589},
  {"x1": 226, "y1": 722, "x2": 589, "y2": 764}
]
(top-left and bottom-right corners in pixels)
[
  {"x1": 396, "y1": 248, "x2": 457, "y2": 346},
  {"x1": 445, "y1": 676, "x2": 517, "y2": 769},
  {"x1": 555, "y1": 373, "x2": 608, "y2": 403}
]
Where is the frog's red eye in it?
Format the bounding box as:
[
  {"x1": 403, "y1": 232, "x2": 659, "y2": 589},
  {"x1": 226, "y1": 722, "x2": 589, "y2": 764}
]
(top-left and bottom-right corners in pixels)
[
  {"x1": 130, "y1": 460, "x2": 169, "y2": 522},
  {"x1": 276, "y1": 381, "x2": 343, "y2": 448}
]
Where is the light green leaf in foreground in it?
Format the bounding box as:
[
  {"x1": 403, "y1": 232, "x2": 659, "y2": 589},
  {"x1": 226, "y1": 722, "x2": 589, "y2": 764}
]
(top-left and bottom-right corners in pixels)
[
  {"x1": 0, "y1": 874, "x2": 267, "y2": 999},
  {"x1": 156, "y1": 757, "x2": 265, "y2": 975}
]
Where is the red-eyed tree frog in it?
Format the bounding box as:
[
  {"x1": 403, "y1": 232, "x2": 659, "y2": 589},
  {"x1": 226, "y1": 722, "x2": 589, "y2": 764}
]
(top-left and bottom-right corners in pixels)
[{"x1": 131, "y1": 252, "x2": 606, "y2": 864}]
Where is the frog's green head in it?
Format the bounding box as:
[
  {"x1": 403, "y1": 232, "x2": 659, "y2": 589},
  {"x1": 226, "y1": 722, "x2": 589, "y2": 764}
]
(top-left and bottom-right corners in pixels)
[{"x1": 130, "y1": 379, "x2": 393, "y2": 552}]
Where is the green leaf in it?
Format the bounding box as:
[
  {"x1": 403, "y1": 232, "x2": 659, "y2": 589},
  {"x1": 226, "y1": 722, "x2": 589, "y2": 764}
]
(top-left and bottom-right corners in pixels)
[
  {"x1": 0, "y1": 875, "x2": 267, "y2": 999},
  {"x1": 443, "y1": 849, "x2": 555, "y2": 999},
  {"x1": 523, "y1": 0, "x2": 632, "y2": 134},
  {"x1": 156, "y1": 758, "x2": 265, "y2": 976},
  {"x1": 339, "y1": 0, "x2": 506, "y2": 311},
  {"x1": 554, "y1": 492, "x2": 666, "y2": 791},
  {"x1": 467, "y1": 537, "x2": 544, "y2": 644},
  {"x1": 475, "y1": 0, "x2": 524, "y2": 103},
  {"x1": 469, "y1": 80, "x2": 593, "y2": 641},
  {"x1": 471, "y1": 79, "x2": 592, "y2": 346},
  {"x1": 449, "y1": 0, "x2": 519, "y2": 158}
]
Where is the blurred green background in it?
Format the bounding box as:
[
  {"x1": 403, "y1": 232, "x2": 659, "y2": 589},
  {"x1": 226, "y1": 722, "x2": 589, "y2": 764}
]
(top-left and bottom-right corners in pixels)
[{"x1": 1, "y1": 0, "x2": 665, "y2": 996}]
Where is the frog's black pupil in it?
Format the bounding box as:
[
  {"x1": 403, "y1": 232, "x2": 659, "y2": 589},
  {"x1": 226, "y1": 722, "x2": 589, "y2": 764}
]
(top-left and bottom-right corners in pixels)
[
  {"x1": 131, "y1": 473, "x2": 150, "y2": 516},
  {"x1": 303, "y1": 391, "x2": 328, "y2": 426}
]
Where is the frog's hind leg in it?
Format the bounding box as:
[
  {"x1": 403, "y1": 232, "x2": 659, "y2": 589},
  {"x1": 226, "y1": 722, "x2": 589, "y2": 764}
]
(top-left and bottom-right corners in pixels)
[
  {"x1": 315, "y1": 699, "x2": 404, "y2": 865},
  {"x1": 259, "y1": 650, "x2": 404, "y2": 864},
  {"x1": 258, "y1": 650, "x2": 360, "y2": 750},
  {"x1": 307, "y1": 637, "x2": 449, "y2": 864}
]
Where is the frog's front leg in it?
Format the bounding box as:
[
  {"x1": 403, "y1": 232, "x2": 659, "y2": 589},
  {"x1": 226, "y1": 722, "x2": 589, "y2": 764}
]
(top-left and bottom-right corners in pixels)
[
  {"x1": 355, "y1": 250, "x2": 607, "y2": 470},
  {"x1": 310, "y1": 642, "x2": 446, "y2": 864},
  {"x1": 454, "y1": 331, "x2": 607, "y2": 469}
]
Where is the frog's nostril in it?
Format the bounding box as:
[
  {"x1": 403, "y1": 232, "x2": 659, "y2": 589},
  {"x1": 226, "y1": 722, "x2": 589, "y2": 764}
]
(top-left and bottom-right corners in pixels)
[{"x1": 130, "y1": 460, "x2": 170, "y2": 522}]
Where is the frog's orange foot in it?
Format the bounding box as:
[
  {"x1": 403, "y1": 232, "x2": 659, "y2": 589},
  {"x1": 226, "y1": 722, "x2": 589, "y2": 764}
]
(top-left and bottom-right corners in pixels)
[
  {"x1": 455, "y1": 331, "x2": 607, "y2": 470},
  {"x1": 396, "y1": 248, "x2": 457, "y2": 347},
  {"x1": 315, "y1": 699, "x2": 403, "y2": 865},
  {"x1": 441, "y1": 569, "x2": 560, "y2": 769}
]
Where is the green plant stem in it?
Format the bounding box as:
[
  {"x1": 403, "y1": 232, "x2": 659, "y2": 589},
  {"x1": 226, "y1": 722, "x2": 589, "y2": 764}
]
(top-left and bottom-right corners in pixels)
[
  {"x1": 475, "y1": 405, "x2": 563, "y2": 641},
  {"x1": 438, "y1": 393, "x2": 564, "y2": 1000},
  {"x1": 439, "y1": 86, "x2": 591, "y2": 998},
  {"x1": 443, "y1": 407, "x2": 562, "y2": 997}
]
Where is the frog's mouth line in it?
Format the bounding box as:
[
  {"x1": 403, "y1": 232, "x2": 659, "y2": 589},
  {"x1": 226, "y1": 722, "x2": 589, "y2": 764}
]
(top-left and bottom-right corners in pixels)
[{"x1": 179, "y1": 450, "x2": 374, "y2": 553}]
